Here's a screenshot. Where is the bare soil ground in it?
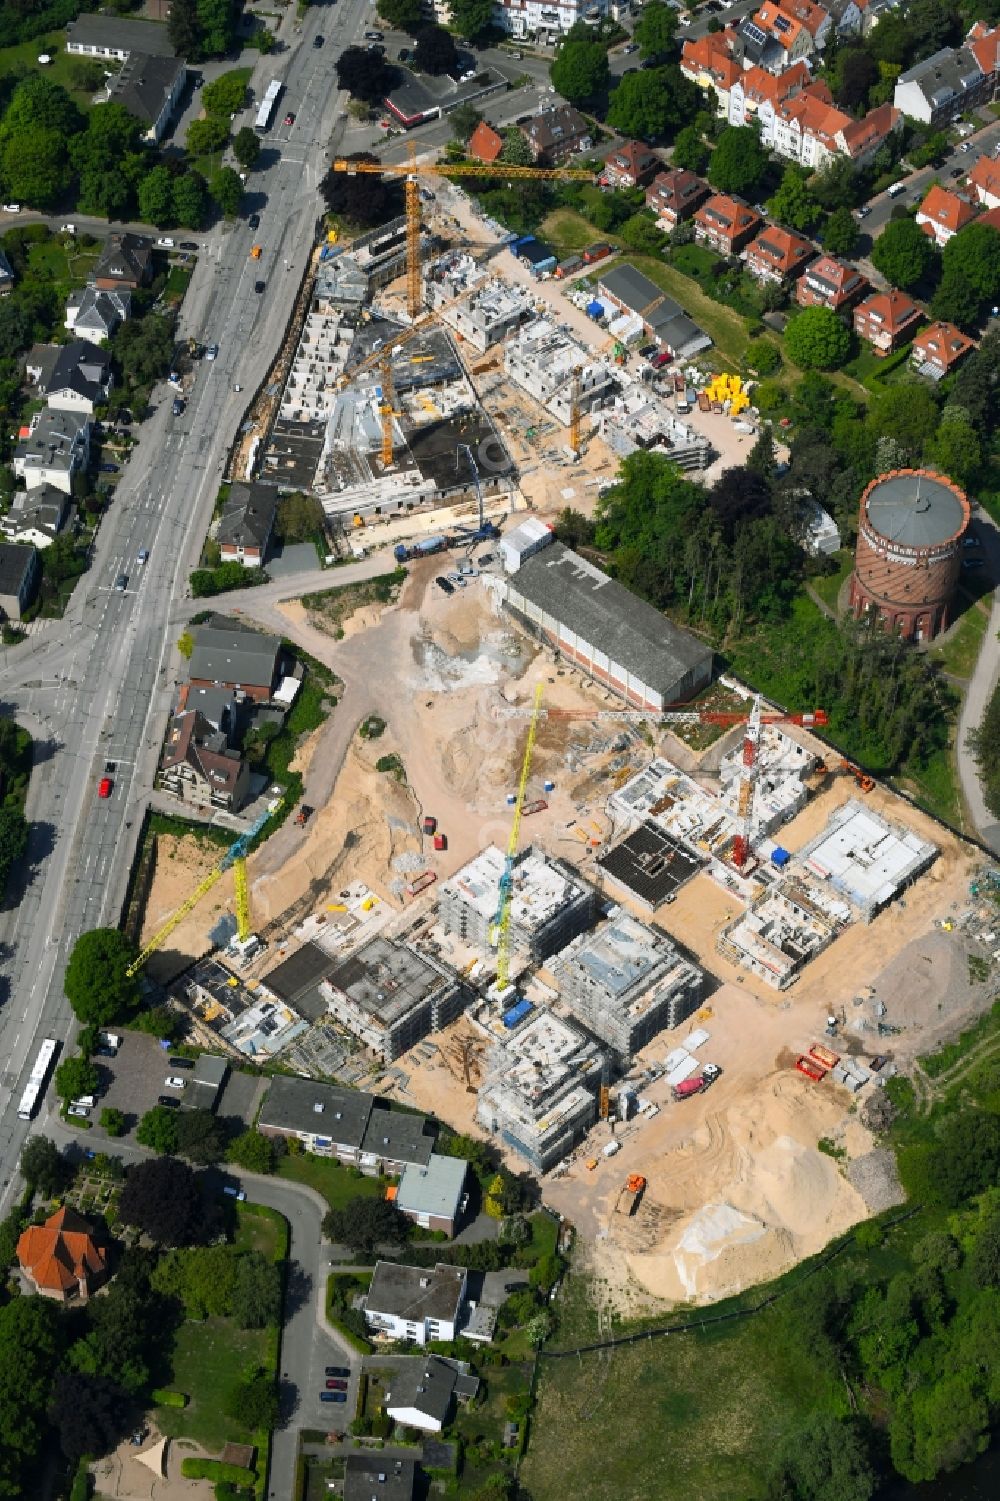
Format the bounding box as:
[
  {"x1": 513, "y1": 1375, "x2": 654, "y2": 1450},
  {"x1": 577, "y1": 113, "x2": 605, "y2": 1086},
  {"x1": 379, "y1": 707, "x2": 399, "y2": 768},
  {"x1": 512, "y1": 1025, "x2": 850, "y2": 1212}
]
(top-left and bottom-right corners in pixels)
[{"x1": 140, "y1": 834, "x2": 236, "y2": 983}]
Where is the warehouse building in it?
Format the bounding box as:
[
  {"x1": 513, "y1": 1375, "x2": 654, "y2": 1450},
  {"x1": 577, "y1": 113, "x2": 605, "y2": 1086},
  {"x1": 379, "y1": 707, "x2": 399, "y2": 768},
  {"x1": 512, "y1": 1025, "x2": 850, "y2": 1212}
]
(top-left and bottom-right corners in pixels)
[
  {"x1": 476, "y1": 1010, "x2": 603, "y2": 1173},
  {"x1": 491, "y1": 542, "x2": 713, "y2": 709},
  {"x1": 437, "y1": 844, "x2": 596, "y2": 968},
  {"x1": 550, "y1": 911, "x2": 703, "y2": 1059},
  {"x1": 319, "y1": 935, "x2": 466, "y2": 1062}
]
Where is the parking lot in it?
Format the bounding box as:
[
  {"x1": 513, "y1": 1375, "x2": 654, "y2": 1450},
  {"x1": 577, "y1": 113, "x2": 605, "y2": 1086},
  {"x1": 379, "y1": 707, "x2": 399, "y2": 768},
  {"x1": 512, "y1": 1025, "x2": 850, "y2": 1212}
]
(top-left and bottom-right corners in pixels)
[{"x1": 67, "y1": 1032, "x2": 222, "y2": 1140}]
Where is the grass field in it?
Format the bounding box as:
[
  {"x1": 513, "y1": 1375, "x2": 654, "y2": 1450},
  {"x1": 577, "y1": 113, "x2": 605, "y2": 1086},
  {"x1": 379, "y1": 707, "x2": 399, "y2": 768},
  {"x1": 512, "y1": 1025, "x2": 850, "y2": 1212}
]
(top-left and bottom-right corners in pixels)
[
  {"x1": 808, "y1": 550, "x2": 853, "y2": 613},
  {"x1": 539, "y1": 208, "x2": 620, "y2": 257},
  {"x1": 930, "y1": 597, "x2": 990, "y2": 680},
  {"x1": 895, "y1": 740, "x2": 964, "y2": 829},
  {"x1": 155, "y1": 1317, "x2": 273, "y2": 1451},
  {"x1": 277, "y1": 1152, "x2": 387, "y2": 1211},
  {"x1": 522, "y1": 1276, "x2": 843, "y2": 1501},
  {"x1": 234, "y1": 1202, "x2": 283, "y2": 1260},
  {"x1": 0, "y1": 32, "x2": 104, "y2": 112}
]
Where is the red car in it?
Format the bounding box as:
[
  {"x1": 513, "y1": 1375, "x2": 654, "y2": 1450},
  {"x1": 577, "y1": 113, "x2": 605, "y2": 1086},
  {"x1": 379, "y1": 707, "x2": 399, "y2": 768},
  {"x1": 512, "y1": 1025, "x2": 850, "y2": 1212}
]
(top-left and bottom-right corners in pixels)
[
  {"x1": 98, "y1": 777, "x2": 113, "y2": 799},
  {"x1": 283, "y1": 112, "x2": 296, "y2": 126},
  {"x1": 325, "y1": 1379, "x2": 348, "y2": 1390}
]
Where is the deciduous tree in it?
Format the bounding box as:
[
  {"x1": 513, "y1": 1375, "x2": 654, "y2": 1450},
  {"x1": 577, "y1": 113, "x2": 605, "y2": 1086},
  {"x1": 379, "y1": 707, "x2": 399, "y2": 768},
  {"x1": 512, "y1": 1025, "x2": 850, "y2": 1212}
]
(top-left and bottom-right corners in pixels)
[
  {"x1": 232, "y1": 1250, "x2": 283, "y2": 1329},
  {"x1": 377, "y1": 0, "x2": 423, "y2": 28},
  {"x1": 785, "y1": 306, "x2": 852, "y2": 370},
  {"x1": 138, "y1": 164, "x2": 177, "y2": 227},
  {"x1": 119, "y1": 1156, "x2": 207, "y2": 1245},
  {"x1": 321, "y1": 1195, "x2": 408, "y2": 1254},
  {"x1": 226, "y1": 1368, "x2": 279, "y2": 1430},
  {"x1": 152, "y1": 1244, "x2": 238, "y2": 1318},
  {"x1": 550, "y1": 36, "x2": 609, "y2": 104},
  {"x1": 766, "y1": 166, "x2": 822, "y2": 231},
  {"x1": 670, "y1": 124, "x2": 710, "y2": 174},
  {"x1": 136, "y1": 1105, "x2": 180, "y2": 1155},
  {"x1": 449, "y1": 0, "x2": 495, "y2": 39},
  {"x1": 227, "y1": 1128, "x2": 280, "y2": 1173},
  {"x1": 173, "y1": 171, "x2": 209, "y2": 228},
  {"x1": 870, "y1": 216, "x2": 936, "y2": 290},
  {"x1": 707, "y1": 125, "x2": 769, "y2": 195},
  {"x1": 770, "y1": 1412, "x2": 876, "y2": 1501},
  {"x1": 48, "y1": 1372, "x2": 132, "y2": 1464},
  {"x1": 634, "y1": 0, "x2": 678, "y2": 59},
  {"x1": 321, "y1": 153, "x2": 404, "y2": 227},
  {"x1": 64, "y1": 929, "x2": 139, "y2": 1025},
  {"x1": 233, "y1": 126, "x2": 261, "y2": 170},
  {"x1": 20, "y1": 1134, "x2": 66, "y2": 1196},
  {"x1": 824, "y1": 205, "x2": 859, "y2": 258},
  {"x1": 54, "y1": 1055, "x2": 99, "y2": 1103},
  {"x1": 335, "y1": 47, "x2": 394, "y2": 103},
  {"x1": 606, "y1": 65, "x2": 695, "y2": 139},
  {"x1": 414, "y1": 25, "x2": 458, "y2": 76},
  {"x1": 201, "y1": 70, "x2": 250, "y2": 117},
  {"x1": 210, "y1": 167, "x2": 244, "y2": 218},
  {"x1": 186, "y1": 114, "x2": 230, "y2": 156}
]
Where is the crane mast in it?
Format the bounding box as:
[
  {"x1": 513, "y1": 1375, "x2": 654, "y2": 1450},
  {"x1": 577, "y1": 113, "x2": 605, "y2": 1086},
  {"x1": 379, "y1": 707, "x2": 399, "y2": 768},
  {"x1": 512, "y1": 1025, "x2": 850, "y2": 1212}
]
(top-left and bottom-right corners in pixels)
[{"x1": 491, "y1": 683, "x2": 544, "y2": 993}]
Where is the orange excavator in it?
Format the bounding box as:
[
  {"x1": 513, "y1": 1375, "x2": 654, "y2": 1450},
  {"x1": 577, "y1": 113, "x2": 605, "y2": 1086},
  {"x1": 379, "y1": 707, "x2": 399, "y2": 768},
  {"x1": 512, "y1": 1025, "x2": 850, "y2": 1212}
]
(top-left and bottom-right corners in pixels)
[
  {"x1": 615, "y1": 1175, "x2": 647, "y2": 1217},
  {"x1": 815, "y1": 757, "x2": 875, "y2": 794}
]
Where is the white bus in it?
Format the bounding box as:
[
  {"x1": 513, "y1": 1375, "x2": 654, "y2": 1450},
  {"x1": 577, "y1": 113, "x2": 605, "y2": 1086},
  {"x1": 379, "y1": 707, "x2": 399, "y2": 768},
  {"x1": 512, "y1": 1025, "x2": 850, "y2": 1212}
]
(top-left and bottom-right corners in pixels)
[
  {"x1": 17, "y1": 1036, "x2": 59, "y2": 1121},
  {"x1": 255, "y1": 80, "x2": 283, "y2": 133}
]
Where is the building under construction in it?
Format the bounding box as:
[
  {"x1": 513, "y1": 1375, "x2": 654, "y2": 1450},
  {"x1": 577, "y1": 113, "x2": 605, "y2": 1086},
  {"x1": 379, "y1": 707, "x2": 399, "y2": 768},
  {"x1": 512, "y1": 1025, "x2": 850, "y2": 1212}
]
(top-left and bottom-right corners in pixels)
[
  {"x1": 503, "y1": 317, "x2": 616, "y2": 429},
  {"x1": 549, "y1": 910, "x2": 704, "y2": 1060},
  {"x1": 437, "y1": 844, "x2": 597, "y2": 971},
  {"x1": 319, "y1": 935, "x2": 467, "y2": 1062},
  {"x1": 798, "y1": 799, "x2": 937, "y2": 923},
  {"x1": 476, "y1": 1009, "x2": 603, "y2": 1173},
  {"x1": 718, "y1": 879, "x2": 842, "y2": 989}
]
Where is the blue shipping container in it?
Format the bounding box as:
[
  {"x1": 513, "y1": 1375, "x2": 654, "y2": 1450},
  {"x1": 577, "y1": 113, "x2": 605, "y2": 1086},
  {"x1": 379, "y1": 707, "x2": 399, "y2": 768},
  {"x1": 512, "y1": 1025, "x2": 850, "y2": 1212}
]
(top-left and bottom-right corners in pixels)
[
  {"x1": 502, "y1": 998, "x2": 533, "y2": 1029},
  {"x1": 771, "y1": 847, "x2": 790, "y2": 867}
]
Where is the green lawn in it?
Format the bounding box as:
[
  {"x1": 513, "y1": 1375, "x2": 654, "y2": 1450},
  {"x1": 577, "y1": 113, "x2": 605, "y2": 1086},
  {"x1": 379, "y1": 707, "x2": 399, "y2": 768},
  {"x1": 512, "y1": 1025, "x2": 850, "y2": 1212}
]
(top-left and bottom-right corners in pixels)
[
  {"x1": 539, "y1": 207, "x2": 620, "y2": 257},
  {"x1": 155, "y1": 1317, "x2": 273, "y2": 1451},
  {"x1": 234, "y1": 1202, "x2": 283, "y2": 1260},
  {"x1": 809, "y1": 551, "x2": 853, "y2": 613},
  {"x1": 16, "y1": 237, "x2": 100, "y2": 304},
  {"x1": 277, "y1": 1152, "x2": 387, "y2": 1211},
  {"x1": 895, "y1": 741, "x2": 964, "y2": 829},
  {"x1": 930, "y1": 599, "x2": 989, "y2": 680},
  {"x1": 522, "y1": 1286, "x2": 842, "y2": 1501},
  {"x1": 0, "y1": 31, "x2": 105, "y2": 112}
]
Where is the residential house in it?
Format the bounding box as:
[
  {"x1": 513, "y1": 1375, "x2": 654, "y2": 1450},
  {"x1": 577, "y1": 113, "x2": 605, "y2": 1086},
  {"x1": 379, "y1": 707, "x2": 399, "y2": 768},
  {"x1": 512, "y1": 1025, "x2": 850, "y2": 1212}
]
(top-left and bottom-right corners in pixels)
[
  {"x1": 602, "y1": 140, "x2": 659, "y2": 189},
  {"x1": 25, "y1": 342, "x2": 113, "y2": 415},
  {"x1": 257, "y1": 1075, "x2": 437, "y2": 1174},
  {"x1": 893, "y1": 32, "x2": 1000, "y2": 126},
  {"x1": 969, "y1": 154, "x2": 1000, "y2": 209},
  {"x1": 65, "y1": 286, "x2": 131, "y2": 345},
  {"x1": 16, "y1": 1206, "x2": 109, "y2": 1303},
  {"x1": 364, "y1": 1262, "x2": 467, "y2": 1347},
  {"x1": 188, "y1": 622, "x2": 283, "y2": 703},
  {"x1": 393, "y1": 1155, "x2": 467, "y2": 1236},
  {"x1": 693, "y1": 194, "x2": 763, "y2": 255},
  {"x1": 13, "y1": 410, "x2": 91, "y2": 495},
  {"x1": 0, "y1": 249, "x2": 13, "y2": 297},
  {"x1": 494, "y1": 0, "x2": 610, "y2": 41},
  {"x1": 0, "y1": 543, "x2": 41, "y2": 621},
  {"x1": 468, "y1": 120, "x2": 504, "y2": 163},
  {"x1": 680, "y1": 29, "x2": 744, "y2": 103},
  {"x1": 741, "y1": 0, "x2": 831, "y2": 70},
  {"x1": 979, "y1": 203, "x2": 1000, "y2": 233},
  {"x1": 344, "y1": 1456, "x2": 416, "y2": 1501},
  {"x1": 966, "y1": 20, "x2": 1000, "y2": 89},
  {"x1": 216, "y1": 482, "x2": 277, "y2": 568},
  {"x1": 772, "y1": 84, "x2": 900, "y2": 170},
  {"x1": 744, "y1": 224, "x2": 815, "y2": 282},
  {"x1": 0, "y1": 485, "x2": 72, "y2": 550},
  {"x1": 522, "y1": 105, "x2": 592, "y2": 164},
  {"x1": 915, "y1": 184, "x2": 978, "y2": 247},
  {"x1": 90, "y1": 232, "x2": 154, "y2": 292},
  {"x1": 825, "y1": 0, "x2": 864, "y2": 36},
  {"x1": 911, "y1": 320, "x2": 976, "y2": 379},
  {"x1": 382, "y1": 1354, "x2": 478, "y2": 1433},
  {"x1": 158, "y1": 709, "x2": 251, "y2": 813},
  {"x1": 65, "y1": 14, "x2": 176, "y2": 59},
  {"x1": 646, "y1": 169, "x2": 711, "y2": 232},
  {"x1": 853, "y1": 288, "x2": 921, "y2": 354},
  {"x1": 796, "y1": 254, "x2": 869, "y2": 311},
  {"x1": 598, "y1": 263, "x2": 712, "y2": 358},
  {"x1": 728, "y1": 59, "x2": 813, "y2": 135},
  {"x1": 107, "y1": 51, "x2": 187, "y2": 143}
]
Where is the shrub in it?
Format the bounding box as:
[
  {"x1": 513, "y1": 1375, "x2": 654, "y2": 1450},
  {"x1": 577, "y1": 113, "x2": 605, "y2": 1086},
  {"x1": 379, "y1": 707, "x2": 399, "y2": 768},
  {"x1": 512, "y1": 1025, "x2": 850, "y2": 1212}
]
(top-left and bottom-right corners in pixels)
[
  {"x1": 152, "y1": 1388, "x2": 188, "y2": 1407},
  {"x1": 180, "y1": 1459, "x2": 255, "y2": 1484}
]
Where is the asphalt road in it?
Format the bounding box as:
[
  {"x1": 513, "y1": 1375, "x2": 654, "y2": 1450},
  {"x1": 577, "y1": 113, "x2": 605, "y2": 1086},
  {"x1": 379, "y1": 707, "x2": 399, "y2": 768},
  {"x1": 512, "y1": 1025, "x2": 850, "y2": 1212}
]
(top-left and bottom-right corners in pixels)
[
  {"x1": 956, "y1": 514, "x2": 1000, "y2": 854},
  {"x1": 859, "y1": 119, "x2": 1000, "y2": 242},
  {"x1": 0, "y1": 1, "x2": 370, "y2": 1208}
]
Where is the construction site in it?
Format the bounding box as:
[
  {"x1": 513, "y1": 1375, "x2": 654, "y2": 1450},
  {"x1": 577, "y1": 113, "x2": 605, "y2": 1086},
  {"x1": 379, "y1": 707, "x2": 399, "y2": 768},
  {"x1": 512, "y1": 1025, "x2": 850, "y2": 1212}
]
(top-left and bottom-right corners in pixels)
[{"x1": 123, "y1": 165, "x2": 999, "y2": 1314}]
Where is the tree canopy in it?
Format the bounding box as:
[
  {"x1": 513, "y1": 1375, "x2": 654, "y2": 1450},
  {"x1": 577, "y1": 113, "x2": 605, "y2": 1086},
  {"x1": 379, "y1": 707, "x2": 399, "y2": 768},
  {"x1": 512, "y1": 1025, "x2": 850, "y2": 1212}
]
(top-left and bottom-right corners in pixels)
[
  {"x1": 413, "y1": 24, "x2": 458, "y2": 76},
  {"x1": 119, "y1": 1156, "x2": 208, "y2": 1246},
  {"x1": 64, "y1": 928, "x2": 139, "y2": 1025},
  {"x1": 233, "y1": 127, "x2": 262, "y2": 171},
  {"x1": 967, "y1": 684, "x2": 1000, "y2": 820},
  {"x1": 336, "y1": 47, "x2": 395, "y2": 103},
  {"x1": 54, "y1": 1055, "x2": 99, "y2": 1103},
  {"x1": 136, "y1": 1106, "x2": 181, "y2": 1155},
  {"x1": 321, "y1": 153, "x2": 404, "y2": 228},
  {"x1": 671, "y1": 124, "x2": 710, "y2": 174},
  {"x1": 707, "y1": 125, "x2": 769, "y2": 195},
  {"x1": 766, "y1": 167, "x2": 822, "y2": 232},
  {"x1": 785, "y1": 306, "x2": 852, "y2": 370},
  {"x1": 0, "y1": 1297, "x2": 65, "y2": 1498},
  {"x1": 870, "y1": 216, "x2": 936, "y2": 290},
  {"x1": 824, "y1": 205, "x2": 860, "y2": 258},
  {"x1": 634, "y1": 0, "x2": 678, "y2": 59},
  {"x1": 232, "y1": 1249, "x2": 283, "y2": 1329},
  {"x1": 19, "y1": 1134, "x2": 66, "y2": 1197},
  {"x1": 450, "y1": 0, "x2": 495, "y2": 38},
  {"x1": 322, "y1": 1194, "x2": 408, "y2": 1254},
  {"x1": 377, "y1": 0, "x2": 423, "y2": 29},
  {"x1": 606, "y1": 66, "x2": 696, "y2": 140},
  {"x1": 550, "y1": 37, "x2": 610, "y2": 106}
]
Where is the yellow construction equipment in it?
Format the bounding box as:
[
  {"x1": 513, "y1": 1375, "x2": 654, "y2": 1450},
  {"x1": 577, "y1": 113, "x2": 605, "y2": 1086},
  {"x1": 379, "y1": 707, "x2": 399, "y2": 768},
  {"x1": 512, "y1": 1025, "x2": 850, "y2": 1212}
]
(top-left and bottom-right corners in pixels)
[
  {"x1": 703, "y1": 372, "x2": 751, "y2": 415},
  {"x1": 379, "y1": 352, "x2": 400, "y2": 467},
  {"x1": 568, "y1": 365, "x2": 583, "y2": 456},
  {"x1": 330, "y1": 145, "x2": 595, "y2": 317},
  {"x1": 126, "y1": 801, "x2": 281, "y2": 976},
  {"x1": 233, "y1": 857, "x2": 251, "y2": 945},
  {"x1": 491, "y1": 683, "x2": 544, "y2": 992}
]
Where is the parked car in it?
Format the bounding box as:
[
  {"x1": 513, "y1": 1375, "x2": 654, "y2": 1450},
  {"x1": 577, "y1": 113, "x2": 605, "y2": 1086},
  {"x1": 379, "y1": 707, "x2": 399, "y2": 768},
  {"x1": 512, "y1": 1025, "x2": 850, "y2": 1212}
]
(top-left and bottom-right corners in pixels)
[
  {"x1": 320, "y1": 1392, "x2": 347, "y2": 1403},
  {"x1": 172, "y1": 398, "x2": 184, "y2": 416},
  {"x1": 254, "y1": 280, "x2": 265, "y2": 293},
  {"x1": 364, "y1": 29, "x2": 383, "y2": 39},
  {"x1": 180, "y1": 240, "x2": 198, "y2": 250},
  {"x1": 99, "y1": 462, "x2": 118, "y2": 473},
  {"x1": 325, "y1": 1379, "x2": 348, "y2": 1389},
  {"x1": 313, "y1": 33, "x2": 324, "y2": 46},
  {"x1": 623, "y1": 41, "x2": 638, "y2": 53},
  {"x1": 205, "y1": 343, "x2": 219, "y2": 360},
  {"x1": 283, "y1": 112, "x2": 296, "y2": 126},
  {"x1": 114, "y1": 574, "x2": 128, "y2": 592},
  {"x1": 138, "y1": 549, "x2": 150, "y2": 564},
  {"x1": 951, "y1": 166, "x2": 964, "y2": 178},
  {"x1": 2, "y1": 203, "x2": 21, "y2": 213},
  {"x1": 435, "y1": 575, "x2": 455, "y2": 595},
  {"x1": 156, "y1": 237, "x2": 175, "y2": 248},
  {"x1": 164, "y1": 1076, "x2": 187, "y2": 1089},
  {"x1": 68, "y1": 1104, "x2": 90, "y2": 1118},
  {"x1": 168, "y1": 1056, "x2": 194, "y2": 1068},
  {"x1": 325, "y1": 1366, "x2": 350, "y2": 1378},
  {"x1": 157, "y1": 1095, "x2": 180, "y2": 1109},
  {"x1": 248, "y1": 213, "x2": 260, "y2": 229}
]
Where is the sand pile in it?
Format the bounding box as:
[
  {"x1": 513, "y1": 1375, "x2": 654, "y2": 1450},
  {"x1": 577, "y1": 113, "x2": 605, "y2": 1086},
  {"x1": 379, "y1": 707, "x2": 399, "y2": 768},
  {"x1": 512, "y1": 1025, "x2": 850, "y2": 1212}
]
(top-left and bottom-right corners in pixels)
[{"x1": 628, "y1": 1072, "x2": 870, "y2": 1305}]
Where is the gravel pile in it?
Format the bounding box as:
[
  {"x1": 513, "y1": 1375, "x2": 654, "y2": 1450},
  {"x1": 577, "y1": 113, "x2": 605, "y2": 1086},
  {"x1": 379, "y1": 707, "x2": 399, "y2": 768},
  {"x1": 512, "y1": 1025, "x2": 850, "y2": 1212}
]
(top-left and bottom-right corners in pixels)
[{"x1": 847, "y1": 1148, "x2": 906, "y2": 1213}]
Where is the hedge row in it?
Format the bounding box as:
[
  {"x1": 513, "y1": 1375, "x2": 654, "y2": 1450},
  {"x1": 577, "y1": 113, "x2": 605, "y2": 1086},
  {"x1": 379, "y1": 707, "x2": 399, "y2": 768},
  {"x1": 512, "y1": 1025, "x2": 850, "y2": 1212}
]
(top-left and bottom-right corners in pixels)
[{"x1": 180, "y1": 1458, "x2": 255, "y2": 1484}]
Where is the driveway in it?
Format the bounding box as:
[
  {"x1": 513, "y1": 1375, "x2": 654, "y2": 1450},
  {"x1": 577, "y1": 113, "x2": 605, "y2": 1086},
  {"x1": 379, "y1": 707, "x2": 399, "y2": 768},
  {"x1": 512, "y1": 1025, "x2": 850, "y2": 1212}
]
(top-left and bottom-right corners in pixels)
[{"x1": 956, "y1": 511, "x2": 1000, "y2": 853}]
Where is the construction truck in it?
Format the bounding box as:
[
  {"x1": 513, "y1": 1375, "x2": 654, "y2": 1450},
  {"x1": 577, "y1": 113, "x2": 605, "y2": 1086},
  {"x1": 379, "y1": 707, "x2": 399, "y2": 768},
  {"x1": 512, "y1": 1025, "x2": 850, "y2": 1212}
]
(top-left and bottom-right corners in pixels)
[
  {"x1": 295, "y1": 804, "x2": 314, "y2": 826},
  {"x1": 394, "y1": 535, "x2": 448, "y2": 563},
  {"x1": 672, "y1": 1063, "x2": 721, "y2": 1101},
  {"x1": 616, "y1": 1174, "x2": 647, "y2": 1217}
]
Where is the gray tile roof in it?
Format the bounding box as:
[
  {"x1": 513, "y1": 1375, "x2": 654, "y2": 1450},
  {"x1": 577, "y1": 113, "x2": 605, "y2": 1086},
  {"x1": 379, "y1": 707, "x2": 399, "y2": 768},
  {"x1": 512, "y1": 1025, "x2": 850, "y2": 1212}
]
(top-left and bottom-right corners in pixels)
[
  {"x1": 189, "y1": 623, "x2": 281, "y2": 692},
  {"x1": 91, "y1": 232, "x2": 153, "y2": 287},
  {"x1": 0, "y1": 543, "x2": 38, "y2": 595},
  {"x1": 67, "y1": 285, "x2": 131, "y2": 337},
  {"x1": 27, "y1": 341, "x2": 112, "y2": 403},
  {"x1": 259, "y1": 1074, "x2": 374, "y2": 1149},
  {"x1": 108, "y1": 52, "x2": 185, "y2": 129},
  {"x1": 66, "y1": 15, "x2": 176, "y2": 55},
  {"x1": 384, "y1": 1354, "x2": 461, "y2": 1424},
  {"x1": 217, "y1": 483, "x2": 278, "y2": 551},
  {"x1": 361, "y1": 1106, "x2": 435, "y2": 1169},
  {"x1": 369, "y1": 1264, "x2": 466, "y2": 1326},
  {"x1": 344, "y1": 1455, "x2": 415, "y2": 1501},
  {"x1": 898, "y1": 43, "x2": 987, "y2": 107},
  {"x1": 598, "y1": 264, "x2": 710, "y2": 352},
  {"x1": 15, "y1": 409, "x2": 91, "y2": 474},
  {"x1": 507, "y1": 543, "x2": 713, "y2": 700}
]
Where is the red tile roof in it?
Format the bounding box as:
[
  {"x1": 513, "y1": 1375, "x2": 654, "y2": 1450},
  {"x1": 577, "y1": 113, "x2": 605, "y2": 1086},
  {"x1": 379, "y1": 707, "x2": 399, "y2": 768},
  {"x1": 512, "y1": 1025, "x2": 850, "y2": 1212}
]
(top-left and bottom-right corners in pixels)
[
  {"x1": 17, "y1": 1206, "x2": 107, "y2": 1295},
  {"x1": 912, "y1": 320, "x2": 976, "y2": 370},
  {"x1": 917, "y1": 184, "x2": 978, "y2": 235},
  {"x1": 739, "y1": 59, "x2": 812, "y2": 108},
  {"x1": 602, "y1": 139, "x2": 658, "y2": 182},
  {"x1": 855, "y1": 288, "x2": 921, "y2": 334},
  {"x1": 966, "y1": 23, "x2": 1000, "y2": 76},
  {"x1": 694, "y1": 194, "x2": 763, "y2": 239},
  {"x1": 680, "y1": 30, "x2": 743, "y2": 90},
  {"x1": 468, "y1": 121, "x2": 503, "y2": 164},
  {"x1": 746, "y1": 224, "x2": 814, "y2": 274},
  {"x1": 969, "y1": 155, "x2": 1000, "y2": 202}
]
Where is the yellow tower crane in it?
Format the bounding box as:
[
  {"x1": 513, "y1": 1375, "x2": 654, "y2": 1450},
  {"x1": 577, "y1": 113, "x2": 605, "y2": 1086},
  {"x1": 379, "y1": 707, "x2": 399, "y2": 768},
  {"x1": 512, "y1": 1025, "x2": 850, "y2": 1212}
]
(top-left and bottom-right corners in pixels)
[
  {"x1": 330, "y1": 145, "x2": 596, "y2": 318},
  {"x1": 491, "y1": 682, "x2": 544, "y2": 993},
  {"x1": 379, "y1": 351, "x2": 400, "y2": 468},
  {"x1": 126, "y1": 800, "x2": 281, "y2": 976}
]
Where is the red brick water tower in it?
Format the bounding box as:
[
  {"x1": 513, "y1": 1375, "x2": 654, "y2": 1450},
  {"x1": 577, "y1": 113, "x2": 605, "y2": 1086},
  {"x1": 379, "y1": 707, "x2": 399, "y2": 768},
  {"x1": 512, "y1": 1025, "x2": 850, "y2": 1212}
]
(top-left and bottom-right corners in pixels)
[{"x1": 849, "y1": 468, "x2": 970, "y2": 642}]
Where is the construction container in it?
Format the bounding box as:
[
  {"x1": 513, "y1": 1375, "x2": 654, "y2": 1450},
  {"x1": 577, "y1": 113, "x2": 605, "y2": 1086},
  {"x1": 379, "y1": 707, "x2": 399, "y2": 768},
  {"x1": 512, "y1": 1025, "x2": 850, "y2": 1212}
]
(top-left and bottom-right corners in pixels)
[
  {"x1": 433, "y1": 833, "x2": 447, "y2": 851},
  {"x1": 422, "y1": 816, "x2": 437, "y2": 835},
  {"x1": 544, "y1": 780, "x2": 555, "y2": 792},
  {"x1": 502, "y1": 997, "x2": 533, "y2": 1029}
]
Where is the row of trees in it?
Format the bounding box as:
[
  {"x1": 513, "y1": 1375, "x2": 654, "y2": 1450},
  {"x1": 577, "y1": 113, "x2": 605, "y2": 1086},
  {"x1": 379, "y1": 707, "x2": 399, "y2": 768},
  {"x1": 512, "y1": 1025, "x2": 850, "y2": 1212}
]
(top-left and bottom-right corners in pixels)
[{"x1": 872, "y1": 216, "x2": 1000, "y2": 333}]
